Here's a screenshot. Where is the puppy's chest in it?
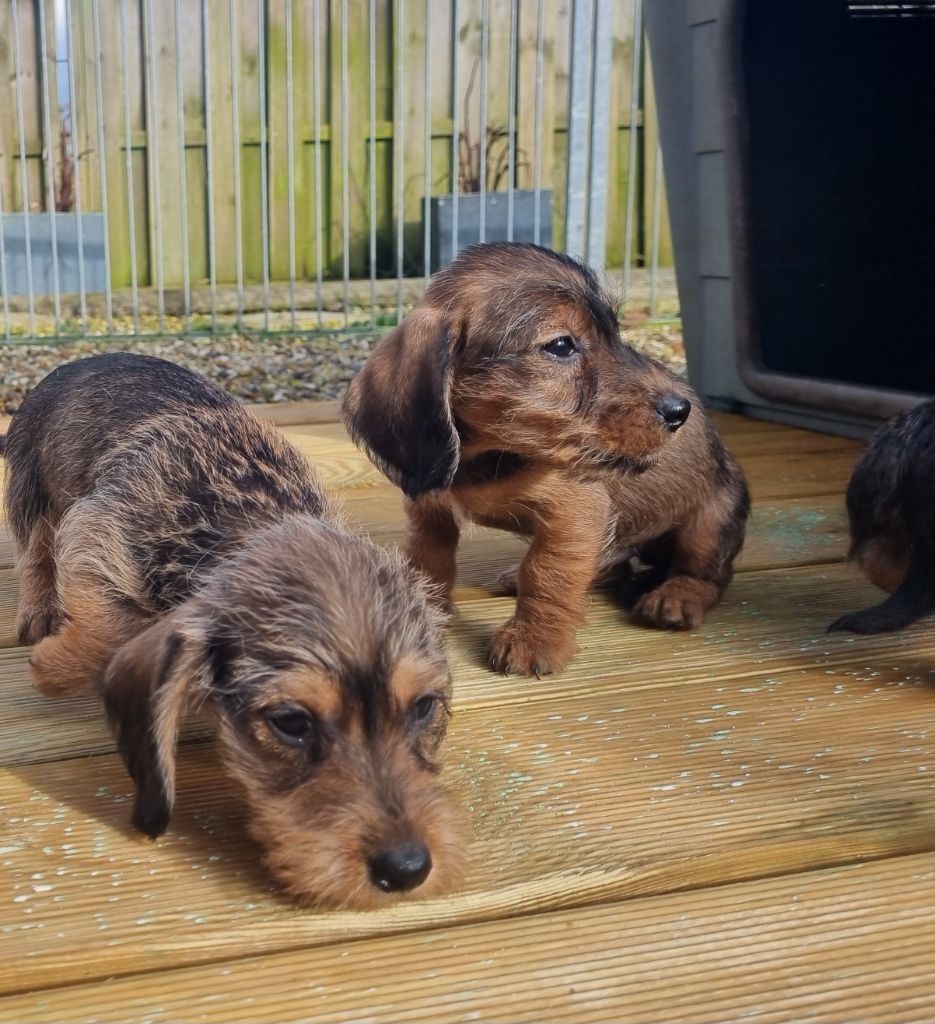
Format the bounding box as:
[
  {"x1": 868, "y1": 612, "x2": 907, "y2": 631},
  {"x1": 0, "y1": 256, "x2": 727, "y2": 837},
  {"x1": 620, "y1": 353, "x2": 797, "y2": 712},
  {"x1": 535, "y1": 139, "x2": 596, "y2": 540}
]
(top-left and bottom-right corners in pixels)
[
  {"x1": 449, "y1": 455, "x2": 577, "y2": 535},
  {"x1": 451, "y1": 450, "x2": 529, "y2": 489}
]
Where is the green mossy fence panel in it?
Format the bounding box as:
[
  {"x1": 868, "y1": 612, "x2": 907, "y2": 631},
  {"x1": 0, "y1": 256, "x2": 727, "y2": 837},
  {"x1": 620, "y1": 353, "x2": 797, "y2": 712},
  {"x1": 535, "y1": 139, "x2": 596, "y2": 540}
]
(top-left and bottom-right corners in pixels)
[{"x1": 2, "y1": 0, "x2": 670, "y2": 292}]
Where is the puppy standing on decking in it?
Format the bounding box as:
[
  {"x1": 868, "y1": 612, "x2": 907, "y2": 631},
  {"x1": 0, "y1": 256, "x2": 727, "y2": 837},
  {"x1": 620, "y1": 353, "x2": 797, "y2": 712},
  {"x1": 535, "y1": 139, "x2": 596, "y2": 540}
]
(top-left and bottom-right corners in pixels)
[
  {"x1": 4, "y1": 353, "x2": 463, "y2": 908},
  {"x1": 344, "y1": 242, "x2": 750, "y2": 677}
]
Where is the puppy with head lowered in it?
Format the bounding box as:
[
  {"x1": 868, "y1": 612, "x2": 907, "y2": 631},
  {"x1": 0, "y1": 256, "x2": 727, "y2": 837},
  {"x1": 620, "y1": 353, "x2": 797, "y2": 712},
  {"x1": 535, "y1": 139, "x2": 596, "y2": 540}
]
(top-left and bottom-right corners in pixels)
[
  {"x1": 5, "y1": 353, "x2": 463, "y2": 908},
  {"x1": 343, "y1": 242, "x2": 750, "y2": 677}
]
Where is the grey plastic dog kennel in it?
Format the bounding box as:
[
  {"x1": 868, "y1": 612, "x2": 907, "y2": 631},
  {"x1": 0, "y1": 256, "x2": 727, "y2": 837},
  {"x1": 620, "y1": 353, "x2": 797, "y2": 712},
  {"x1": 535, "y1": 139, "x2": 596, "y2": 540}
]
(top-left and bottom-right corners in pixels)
[{"x1": 644, "y1": 0, "x2": 935, "y2": 437}]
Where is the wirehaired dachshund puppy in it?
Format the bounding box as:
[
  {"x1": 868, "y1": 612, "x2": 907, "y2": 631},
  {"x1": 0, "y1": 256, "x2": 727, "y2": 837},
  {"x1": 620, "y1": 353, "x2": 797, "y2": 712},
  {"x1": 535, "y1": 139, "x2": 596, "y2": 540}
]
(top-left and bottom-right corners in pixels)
[
  {"x1": 343, "y1": 242, "x2": 750, "y2": 677},
  {"x1": 4, "y1": 353, "x2": 464, "y2": 908},
  {"x1": 830, "y1": 399, "x2": 935, "y2": 634}
]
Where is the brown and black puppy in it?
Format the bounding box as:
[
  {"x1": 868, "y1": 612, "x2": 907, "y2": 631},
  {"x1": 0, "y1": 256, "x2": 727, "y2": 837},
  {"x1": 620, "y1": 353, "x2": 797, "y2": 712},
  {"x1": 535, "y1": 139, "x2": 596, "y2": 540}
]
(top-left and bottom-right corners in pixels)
[
  {"x1": 4, "y1": 353, "x2": 463, "y2": 908},
  {"x1": 343, "y1": 242, "x2": 750, "y2": 676},
  {"x1": 830, "y1": 399, "x2": 935, "y2": 634}
]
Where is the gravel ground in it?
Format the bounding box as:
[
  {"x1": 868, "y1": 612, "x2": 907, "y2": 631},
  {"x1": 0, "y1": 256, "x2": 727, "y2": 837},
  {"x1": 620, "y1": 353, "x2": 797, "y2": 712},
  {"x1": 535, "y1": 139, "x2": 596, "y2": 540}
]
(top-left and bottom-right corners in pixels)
[{"x1": 0, "y1": 316, "x2": 684, "y2": 415}]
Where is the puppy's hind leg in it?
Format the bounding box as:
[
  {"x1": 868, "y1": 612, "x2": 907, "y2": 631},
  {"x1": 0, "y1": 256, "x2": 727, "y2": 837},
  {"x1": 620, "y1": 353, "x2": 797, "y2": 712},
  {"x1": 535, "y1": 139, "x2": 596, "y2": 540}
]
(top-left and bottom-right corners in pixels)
[
  {"x1": 633, "y1": 487, "x2": 748, "y2": 630},
  {"x1": 829, "y1": 559, "x2": 935, "y2": 634},
  {"x1": 830, "y1": 470, "x2": 935, "y2": 634},
  {"x1": 830, "y1": 528, "x2": 935, "y2": 634},
  {"x1": 29, "y1": 502, "x2": 147, "y2": 698},
  {"x1": 4, "y1": 442, "x2": 61, "y2": 644},
  {"x1": 15, "y1": 517, "x2": 62, "y2": 645},
  {"x1": 31, "y1": 588, "x2": 147, "y2": 699}
]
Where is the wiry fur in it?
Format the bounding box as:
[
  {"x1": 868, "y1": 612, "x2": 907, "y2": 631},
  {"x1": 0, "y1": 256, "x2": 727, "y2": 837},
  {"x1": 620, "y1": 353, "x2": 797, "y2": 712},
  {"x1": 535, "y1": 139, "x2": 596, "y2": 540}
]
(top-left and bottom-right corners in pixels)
[
  {"x1": 3, "y1": 353, "x2": 464, "y2": 907},
  {"x1": 343, "y1": 243, "x2": 750, "y2": 676},
  {"x1": 830, "y1": 399, "x2": 935, "y2": 634}
]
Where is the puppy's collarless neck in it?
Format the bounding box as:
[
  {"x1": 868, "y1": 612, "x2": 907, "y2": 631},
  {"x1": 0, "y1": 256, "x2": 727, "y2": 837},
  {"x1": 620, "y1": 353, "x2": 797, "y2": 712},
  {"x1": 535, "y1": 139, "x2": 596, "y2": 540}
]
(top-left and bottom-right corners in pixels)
[{"x1": 453, "y1": 450, "x2": 528, "y2": 487}]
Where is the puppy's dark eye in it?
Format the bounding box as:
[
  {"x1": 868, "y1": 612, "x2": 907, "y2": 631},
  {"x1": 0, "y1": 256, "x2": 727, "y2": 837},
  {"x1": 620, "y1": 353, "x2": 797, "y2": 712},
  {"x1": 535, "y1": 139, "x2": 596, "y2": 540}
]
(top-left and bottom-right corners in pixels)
[
  {"x1": 266, "y1": 707, "x2": 317, "y2": 747},
  {"x1": 411, "y1": 694, "x2": 439, "y2": 724},
  {"x1": 542, "y1": 335, "x2": 579, "y2": 359}
]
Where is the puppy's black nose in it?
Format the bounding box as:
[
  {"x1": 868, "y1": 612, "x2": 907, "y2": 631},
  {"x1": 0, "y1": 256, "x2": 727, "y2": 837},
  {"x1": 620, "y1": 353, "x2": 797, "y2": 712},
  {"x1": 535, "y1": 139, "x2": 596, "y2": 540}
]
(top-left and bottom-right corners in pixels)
[
  {"x1": 368, "y1": 842, "x2": 432, "y2": 893},
  {"x1": 656, "y1": 394, "x2": 691, "y2": 432}
]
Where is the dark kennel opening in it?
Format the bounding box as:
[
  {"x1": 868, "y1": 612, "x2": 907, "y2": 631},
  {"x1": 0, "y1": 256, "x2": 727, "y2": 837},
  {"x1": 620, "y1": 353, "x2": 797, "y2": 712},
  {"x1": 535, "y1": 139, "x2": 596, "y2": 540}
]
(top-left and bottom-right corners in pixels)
[{"x1": 741, "y1": 1, "x2": 935, "y2": 395}]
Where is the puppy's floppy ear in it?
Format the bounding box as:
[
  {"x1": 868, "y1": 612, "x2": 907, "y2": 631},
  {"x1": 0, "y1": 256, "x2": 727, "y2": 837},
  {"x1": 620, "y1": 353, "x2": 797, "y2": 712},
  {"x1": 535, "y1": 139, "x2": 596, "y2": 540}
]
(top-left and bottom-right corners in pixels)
[
  {"x1": 342, "y1": 308, "x2": 459, "y2": 498},
  {"x1": 99, "y1": 611, "x2": 207, "y2": 839}
]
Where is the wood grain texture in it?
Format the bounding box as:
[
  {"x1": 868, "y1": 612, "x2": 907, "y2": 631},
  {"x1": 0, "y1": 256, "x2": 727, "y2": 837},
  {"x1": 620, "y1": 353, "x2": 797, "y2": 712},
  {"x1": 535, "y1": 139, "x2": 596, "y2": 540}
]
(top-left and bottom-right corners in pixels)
[
  {"x1": 2, "y1": 656, "x2": 935, "y2": 994},
  {"x1": 5, "y1": 853, "x2": 935, "y2": 1023},
  {"x1": 3, "y1": 561, "x2": 926, "y2": 769},
  {"x1": 1, "y1": 401, "x2": 930, "y2": 1022}
]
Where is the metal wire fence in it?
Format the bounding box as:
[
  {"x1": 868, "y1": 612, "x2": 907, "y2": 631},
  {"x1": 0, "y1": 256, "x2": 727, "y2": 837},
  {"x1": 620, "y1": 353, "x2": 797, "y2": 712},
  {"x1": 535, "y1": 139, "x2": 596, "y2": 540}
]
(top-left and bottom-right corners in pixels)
[{"x1": 0, "y1": 0, "x2": 672, "y2": 345}]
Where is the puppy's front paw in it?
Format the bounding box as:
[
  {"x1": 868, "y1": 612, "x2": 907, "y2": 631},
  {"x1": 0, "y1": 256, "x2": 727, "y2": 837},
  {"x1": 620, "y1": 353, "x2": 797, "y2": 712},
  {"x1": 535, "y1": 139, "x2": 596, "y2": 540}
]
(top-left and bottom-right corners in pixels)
[
  {"x1": 487, "y1": 619, "x2": 575, "y2": 677},
  {"x1": 16, "y1": 606, "x2": 61, "y2": 646},
  {"x1": 632, "y1": 580, "x2": 707, "y2": 630}
]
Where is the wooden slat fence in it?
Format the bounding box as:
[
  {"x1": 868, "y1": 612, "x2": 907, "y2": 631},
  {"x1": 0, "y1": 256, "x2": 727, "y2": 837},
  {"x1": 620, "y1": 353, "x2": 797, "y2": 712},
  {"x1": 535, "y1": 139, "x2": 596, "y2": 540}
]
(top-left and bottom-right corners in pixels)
[{"x1": 0, "y1": 0, "x2": 671, "y2": 297}]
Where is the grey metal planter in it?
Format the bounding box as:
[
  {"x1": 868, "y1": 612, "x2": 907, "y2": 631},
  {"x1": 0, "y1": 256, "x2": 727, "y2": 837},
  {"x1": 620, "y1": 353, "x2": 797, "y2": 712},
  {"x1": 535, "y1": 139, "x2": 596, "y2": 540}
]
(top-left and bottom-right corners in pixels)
[
  {"x1": 424, "y1": 189, "x2": 553, "y2": 273},
  {"x1": 1, "y1": 213, "x2": 107, "y2": 297}
]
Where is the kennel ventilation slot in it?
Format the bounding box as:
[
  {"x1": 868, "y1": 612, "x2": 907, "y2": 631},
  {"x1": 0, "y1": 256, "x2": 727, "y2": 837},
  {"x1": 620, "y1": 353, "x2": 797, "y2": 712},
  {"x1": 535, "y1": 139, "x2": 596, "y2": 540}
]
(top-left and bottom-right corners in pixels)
[{"x1": 847, "y1": 1, "x2": 935, "y2": 16}]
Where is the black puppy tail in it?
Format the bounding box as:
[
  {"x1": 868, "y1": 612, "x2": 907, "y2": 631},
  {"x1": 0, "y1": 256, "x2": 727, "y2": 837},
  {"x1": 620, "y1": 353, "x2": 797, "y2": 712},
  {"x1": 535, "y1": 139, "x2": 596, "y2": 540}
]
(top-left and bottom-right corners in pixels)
[
  {"x1": 829, "y1": 556, "x2": 935, "y2": 634},
  {"x1": 0, "y1": 435, "x2": 7, "y2": 457}
]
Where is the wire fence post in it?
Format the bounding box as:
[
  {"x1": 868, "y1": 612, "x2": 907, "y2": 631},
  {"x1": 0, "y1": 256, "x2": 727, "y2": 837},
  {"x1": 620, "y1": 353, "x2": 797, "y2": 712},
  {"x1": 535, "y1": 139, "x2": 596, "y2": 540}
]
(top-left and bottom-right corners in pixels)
[
  {"x1": 394, "y1": 0, "x2": 405, "y2": 322},
  {"x1": 622, "y1": 0, "x2": 644, "y2": 309},
  {"x1": 649, "y1": 140, "x2": 664, "y2": 319},
  {"x1": 368, "y1": 0, "x2": 377, "y2": 323},
  {"x1": 143, "y1": 0, "x2": 166, "y2": 332},
  {"x1": 564, "y1": 0, "x2": 593, "y2": 260},
  {"x1": 0, "y1": 181, "x2": 10, "y2": 341},
  {"x1": 92, "y1": 0, "x2": 113, "y2": 331},
  {"x1": 532, "y1": 0, "x2": 544, "y2": 246},
  {"x1": 422, "y1": 0, "x2": 432, "y2": 287},
  {"x1": 584, "y1": 0, "x2": 615, "y2": 270},
  {"x1": 173, "y1": 0, "x2": 192, "y2": 330},
  {"x1": 65, "y1": 0, "x2": 88, "y2": 334},
  {"x1": 119, "y1": 0, "x2": 140, "y2": 333},
  {"x1": 340, "y1": 0, "x2": 350, "y2": 327},
  {"x1": 506, "y1": 0, "x2": 518, "y2": 241},
  {"x1": 229, "y1": 0, "x2": 245, "y2": 332},
  {"x1": 11, "y1": 0, "x2": 36, "y2": 336},
  {"x1": 259, "y1": 0, "x2": 272, "y2": 332},
  {"x1": 450, "y1": 0, "x2": 460, "y2": 259},
  {"x1": 312, "y1": 0, "x2": 324, "y2": 327},
  {"x1": 203, "y1": 0, "x2": 218, "y2": 331},
  {"x1": 285, "y1": 0, "x2": 297, "y2": 333},
  {"x1": 36, "y1": 0, "x2": 61, "y2": 333},
  {"x1": 478, "y1": 0, "x2": 489, "y2": 243}
]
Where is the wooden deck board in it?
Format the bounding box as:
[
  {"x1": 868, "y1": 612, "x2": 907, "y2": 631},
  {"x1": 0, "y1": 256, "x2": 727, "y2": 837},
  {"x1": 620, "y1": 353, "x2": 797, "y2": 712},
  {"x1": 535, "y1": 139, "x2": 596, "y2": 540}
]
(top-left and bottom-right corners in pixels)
[
  {"x1": 2, "y1": 402, "x2": 934, "y2": 1019},
  {"x1": 6, "y1": 564, "x2": 933, "y2": 768},
  {"x1": 3, "y1": 660, "x2": 935, "y2": 995},
  {"x1": 5, "y1": 853, "x2": 934, "y2": 1022}
]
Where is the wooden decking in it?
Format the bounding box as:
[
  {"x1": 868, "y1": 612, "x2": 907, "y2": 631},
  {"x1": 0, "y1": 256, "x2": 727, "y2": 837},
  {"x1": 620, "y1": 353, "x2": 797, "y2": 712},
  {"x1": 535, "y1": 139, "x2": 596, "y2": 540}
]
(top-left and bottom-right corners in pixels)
[{"x1": 2, "y1": 403, "x2": 935, "y2": 1022}]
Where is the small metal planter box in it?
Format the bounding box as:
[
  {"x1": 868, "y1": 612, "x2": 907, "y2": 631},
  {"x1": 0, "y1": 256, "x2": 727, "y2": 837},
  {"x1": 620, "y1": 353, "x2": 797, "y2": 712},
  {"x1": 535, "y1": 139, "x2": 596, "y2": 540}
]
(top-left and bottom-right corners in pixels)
[
  {"x1": 424, "y1": 190, "x2": 552, "y2": 273},
  {"x1": 1, "y1": 213, "x2": 107, "y2": 296}
]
